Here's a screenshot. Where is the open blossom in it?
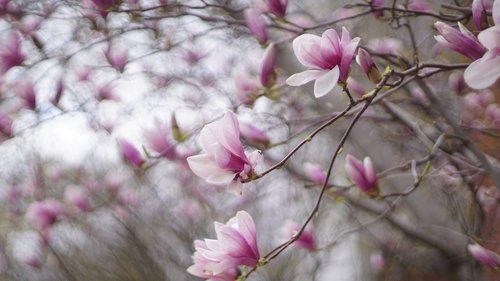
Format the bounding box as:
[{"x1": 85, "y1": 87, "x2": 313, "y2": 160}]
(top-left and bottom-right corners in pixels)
[
  {"x1": 279, "y1": 220, "x2": 316, "y2": 251},
  {"x1": 256, "y1": 0, "x2": 288, "y2": 18},
  {"x1": 286, "y1": 27, "x2": 360, "y2": 97},
  {"x1": 0, "y1": 31, "x2": 25, "y2": 74},
  {"x1": 187, "y1": 111, "x2": 261, "y2": 193},
  {"x1": 345, "y1": 154, "x2": 378, "y2": 195},
  {"x1": 434, "y1": 22, "x2": 486, "y2": 60},
  {"x1": 464, "y1": 0, "x2": 500, "y2": 89},
  {"x1": 187, "y1": 211, "x2": 260, "y2": 280},
  {"x1": 468, "y1": 243, "x2": 500, "y2": 267}
]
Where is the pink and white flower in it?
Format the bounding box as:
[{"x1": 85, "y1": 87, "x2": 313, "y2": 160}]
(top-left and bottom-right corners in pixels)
[
  {"x1": 286, "y1": 27, "x2": 360, "y2": 97},
  {"x1": 345, "y1": 154, "x2": 378, "y2": 194},
  {"x1": 187, "y1": 111, "x2": 261, "y2": 193},
  {"x1": 117, "y1": 138, "x2": 143, "y2": 169},
  {"x1": 0, "y1": 31, "x2": 25, "y2": 75},
  {"x1": 143, "y1": 118, "x2": 176, "y2": 159},
  {"x1": 256, "y1": 0, "x2": 288, "y2": 18},
  {"x1": 244, "y1": 8, "x2": 268, "y2": 44},
  {"x1": 279, "y1": 220, "x2": 316, "y2": 251},
  {"x1": 26, "y1": 199, "x2": 62, "y2": 232},
  {"x1": 303, "y1": 162, "x2": 326, "y2": 185},
  {"x1": 464, "y1": 0, "x2": 500, "y2": 89},
  {"x1": 187, "y1": 211, "x2": 260, "y2": 280}
]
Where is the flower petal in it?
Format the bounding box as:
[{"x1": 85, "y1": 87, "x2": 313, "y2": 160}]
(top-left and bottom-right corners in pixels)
[
  {"x1": 464, "y1": 50, "x2": 500, "y2": 89},
  {"x1": 187, "y1": 154, "x2": 235, "y2": 185},
  {"x1": 286, "y1": 69, "x2": 324, "y2": 86},
  {"x1": 313, "y1": 67, "x2": 339, "y2": 97},
  {"x1": 478, "y1": 26, "x2": 500, "y2": 50},
  {"x1": 292, "y1": 34, "x2": 323, "y2": 68}
]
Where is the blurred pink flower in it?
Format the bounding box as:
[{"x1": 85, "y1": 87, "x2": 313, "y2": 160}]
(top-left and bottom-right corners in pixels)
[
  {"x1": 464, "y1": 0, "x2": 500, "y2": 89},
  {"x1": 370, "y1": 0, "x2": 384, "y2": 18},
  {"x1": 234, "y1": 74, "x2": 260, "y2": 105},
  {"x1": 370, "y1": 252, "x2": 385, "y2": 272},
  {"x1": 117, "y1": 138, "x2": 143, "y2": 169},
  {"x1": 346, "y1": 77, "x2": 366, "y2": 98},
  {"x1": 367, "y1": 37, "x2": 402, "y2": 56},
  {"x1": 407, "y1": 0, "x2": 431, "y2": 12},
  {"x1": 0, "y1": 112, "x2": 12, "y2": 138},
  {"x1": 485, "y1": 103, "x2": 500, "y2": 129},
  {"x1": 240, "y1": 122, "x2": 270, "y2": 150},
  {"x1": 104, "y1": 45, "x2": 127, "y2": 72},
  {"x1": 286, "y1": 27, "x2": 360, "y2": 97},
  {"x1": 187, "y1": 211, "x2": 260, "y2": 279},
  {"x1": 468, "y1": 243, "x2": 500, "y2": 267},
  {"x1": 187, "y1": 111, "x2": 261, "y2": 193},
  {"x1": 83, "y1": 0, "x2": 117, "y2": 17},
  {"x1": 96, "y1": 84, "x2": 118, "y2": 101},
  {"x1": 143, "y1": 118, "x2": 176, "y2": 159},
  {"x1": 279, "y1": 220, "x2": 316, "y2": 251},
  {"x1": 0, "y1": 31, "x2": 25, "y2": 74},
  {"x1": 16, "y1": 81, "x2": 36, "y2": 110},
  {"x1": 64, "y1": 187, "x2": 90, "y2": 212},
  {"x1": 244, "y1": 8, "x2": 268, "y2": 44},
  {"x1": 26, "y1": 199, "x2": 62, "y2": 232},
  {"x1": 434, "y1": 22, "x2": 486, "y2": 60},
  {"x1": 256, "y1": 0, "x2": 288, "y2": 18},
  {"x1": 260, "y1": 42, "x2": 277, "y2": 88},
  {"x1": 345, "y1": 154, "x2": 378, "y2": 195},
  {"x1": 303, "y1": 162, "x2": 326, "y2": 185}
]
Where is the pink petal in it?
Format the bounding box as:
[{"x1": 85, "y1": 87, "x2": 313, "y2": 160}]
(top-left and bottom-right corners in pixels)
[
  {"x1": 494, "y1": 0, "x2": 500, "y2": 25},
  {"x1": 464, "y1": 50, "x2": 500, "y2": 89},
  {"x1": 339, "y1": 37, "x2": 360, "y2": 80},
  {"x1": 286, "y1": 69, "x2": 324, "y2": 86},
  {"x1": 313, "y1": 67, "x2": 339, "y2": 97},
  {"x1": 292, "y1": 34, "x2": 323, "y2": 68},
  {"x1": 187, "y1": 154, "x2": 235, "y2": 184}
]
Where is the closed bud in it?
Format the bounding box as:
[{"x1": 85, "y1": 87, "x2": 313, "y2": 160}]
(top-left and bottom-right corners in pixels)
[{"x1": 356, "y1": 48, "x2": 381, "y2": 83}]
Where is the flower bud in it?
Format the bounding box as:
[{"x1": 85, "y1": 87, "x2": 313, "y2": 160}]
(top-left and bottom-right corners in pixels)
[
  {"x1": 468, "y1": 243, "x2": 500, "y2": 267},
  {"x1": 303, "y1": 162, "x2": 327, "y2": 185},
  {"x1": 345, "y1": 154, "x2": 379, "y2": 196},
  {"x1": 240, "y1": 122, "x2": 270, "y2": 149},
  {"x1": 244, "y1": 8, "x2": 268, "y2": 44},
  {"x1": 260, "y1": 42, "x2": 277, "y2": 88},
  {"x1": 117, "y1": 138, "x2": 143, "y2": 169},
  {"x1": 356, "y1": 48, "x2": 381, "y2": 83}
]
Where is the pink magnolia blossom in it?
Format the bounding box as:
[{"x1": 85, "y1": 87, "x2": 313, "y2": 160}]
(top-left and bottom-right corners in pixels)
[
  {"x1": 434, "y1": 22, "x2": 486, "y2": 60},
  {"x1": 260, "y1": 42, "x2": 277, "y2": 88},
  {"x1": 367, "y1": 37, "x2": 403, "y2": 56},
  {"x1": 256, "y1": 0, "x2": 288, "y2": 18},
  {"x1": 0, "y1": 31, "x2": 25, "y2": 75},
  {"x1": 240, "y1": 122, "x2": 270, "y2": 150},
  {"x1": 346, "y1": 77, "x2": 367, "y2": 98},
  {"x1": 345, "y1": 154, "x2": 378, "y2": 195},
  {"x1": 407, "y1": 0, "x2": 431, "y2": 12},
  {"x1": 187, "y1": 211, "x2": 260, "y2": 279},
  {"x1": 104, "y1": 45, "x2": 127, "y2": 72},
  {"x1": 244, "y1": 8, "x2": 268, "y2": 44},
  {"x1": 370, "y1": 0, "x2": 384, "y2": 18},
  {"x1": 356, "y1": 48, "x2": 381, "y2": 83},
  {"x1": 117, "y1": 138, "x2": 143, "y2": 169},
  {"x1": 0, "y1": 112, "x2": 12, "y2": 138},
  {"x1": 187, "y1": 111, "x2": 261, "y2": 193},
  {"x1": 286, "y1": 27, "x2": 360, "y2": 97},
  {"x1": 143, "y1": 118, "x2": 176, "y2": 159},
  {"x1": 303, "y1": 162, "x2": 326, "y2": 185},
  {"x1": 370, "y1": 252, "x2": 385, "y2": 272},
  {"x1": 16, "y1": 81, "x2": 36, "y2": 110},
  {"x1": 234, "y1": 74, "x2": 260, "y2": 105},
  {"x1": 26, "y1": 199, "x2": 62, "y2": 232},
  {"x1": 83, "y1": 0, "x2": 117, "y2": 17},
  {"x1": 96, "y1": 84, "x2": 118, "y2": 101},
  {"x1": 464, "y1": 0, "x2": 500, "y2": 89},
  {"x1": 279, "y1": 220, "x2": 316, "y2": 251},
  {"x1": 468, "y1": 243, "x2": 500, "y2": 267}
]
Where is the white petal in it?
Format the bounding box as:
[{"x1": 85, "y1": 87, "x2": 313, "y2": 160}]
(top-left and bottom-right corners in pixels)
[
  {"x1": 478, "y1": 26, "x2": 500, "y2": 50},
  {"x1": 187, "y1": 154, "x2": 234, "y2": 185},
  {"x1": 313, "y1": 67, "x2": 340, "y2": 97},
  {"x1": 464, "y1": 52, "x2": 500, "y2": 89},
  {"x1": 286, "y1": 70, "x2": 324, "y2": 86},
  {"x1": 494, "y1": 0, "x2": 500, "y2": 25}
]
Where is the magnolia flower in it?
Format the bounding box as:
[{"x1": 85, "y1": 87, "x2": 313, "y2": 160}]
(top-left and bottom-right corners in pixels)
[
  {"x1": 143, "y1": 118, "x2": 176, "y2": 159},
  {"x1": 83, "y1": 0, "x2": 117, "y2": 17},
  {"x1": 303, "y1": 162, "x2": 326, "y2": 185},
  {"x1": 367, "y1": 37, "x2": 403, "y2": 56},
  {"x1": 64, "y1": 187, "x2": 90, "y2": 212},
  {"x1": 260, "y1": 43, "x2": 277, "y2": 88},
  {"x1": 117, "y1": 138, "x2": 143, "y2": 169},
  {"x1": 0, "y1": 31, "x2": 25, "y2": 75},
  {"x1": 356, "y1": 48, "x2": 381, "y2": 83},
  {"x1": 434, "y1": 22, "x2": 486, "y2": 60},
  {"x1": 256, "y1": 0, "x2": 288, "y2": 18},
  {"x1": 468, "y1": 243, "x2": 500, "y2": 267},
  {"x1": 286, "y1": 27, "x2": 360, "y2": 97},
  {"x1": 279, "y1": 220, "x2": 316, "y2": 251},
  {"x1": 234, "y1": 74, "x2": 260, "y2": 105},
  {"x1": 104, "y1": 45, "x2": 127, "y2": 72},
  {"x1": 370, "y1": 252, "x2": 385, "y2": 272},
  {"x1": 26, "y1": 199, "x2": 62, "y2": 232},
  {"x1": 16, "y1": 81, "x2": 36, "y2": 110},
  {"x1": 187, "y1": 211, "x2": 260, "y2": 280},
  {"x1": 240, "y1": 122, "x2": 270, "y2": 149},
  {"x1": 464, "y1": 0, "x2": 500, "y2": 89},
  {"x1": 345, "y1": 154, "x2": 378, "y2": 195},
  {"x1": 244, "y1": 8, "x2": 268, "y2": 44},
  {"x1": 187, "y1": 111, "x2": 261, "y2": 193}
]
